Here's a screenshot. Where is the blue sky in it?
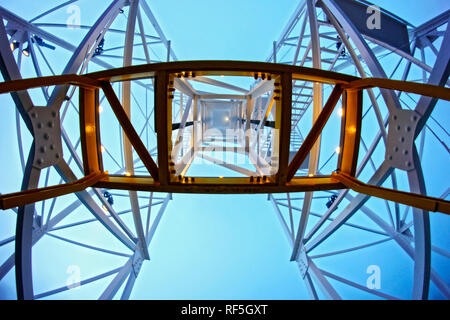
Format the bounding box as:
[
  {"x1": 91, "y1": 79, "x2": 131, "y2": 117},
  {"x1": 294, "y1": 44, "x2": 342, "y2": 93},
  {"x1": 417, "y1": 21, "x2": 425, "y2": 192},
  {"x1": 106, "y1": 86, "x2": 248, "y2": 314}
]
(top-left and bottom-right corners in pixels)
[{"x1": 0, "y1": 0, "x2": 449, "y2": 300}]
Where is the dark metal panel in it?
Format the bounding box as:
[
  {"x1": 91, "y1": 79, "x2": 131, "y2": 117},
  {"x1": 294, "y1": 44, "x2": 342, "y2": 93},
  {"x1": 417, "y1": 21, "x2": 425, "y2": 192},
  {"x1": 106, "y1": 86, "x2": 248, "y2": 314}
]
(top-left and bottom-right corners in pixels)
[{"x1": 329, "y1": 0, "x2": 411, "y2": 55}]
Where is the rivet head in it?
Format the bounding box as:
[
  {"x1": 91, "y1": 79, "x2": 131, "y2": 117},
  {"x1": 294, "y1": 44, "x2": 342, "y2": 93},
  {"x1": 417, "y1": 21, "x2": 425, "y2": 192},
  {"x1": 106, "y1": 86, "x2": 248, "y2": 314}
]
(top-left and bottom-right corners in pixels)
[
  {"x1": 51, "y1": 111, "x2": 57, "y2": 118},
  {"x1": 37, "y1": 123, "x2": 43, "y2": 129},
  {"x1": 40, "y1": 146, "x2": 46, "y2": 153},
  {"x1": 55, "y1": 153, "x2": 60, "y2": 159},
  {"x1": 403, "y1": 150, "x2": 409, "y2": 155},
  {"x1": 31, "y1": 112, "x2": 37, "y2": 119},
  {"x1": 48, "y1": 121, "x2": 54, "y2": 128},
  {"x1": 50, "y1": 144, "x2": 55, "y2": 150},
  {"x1": 37, "y1": 158, "x2": 44, "y2": 165},
  {"x1": 44, "y1": 133, "x2": 50, "y2": 140}
]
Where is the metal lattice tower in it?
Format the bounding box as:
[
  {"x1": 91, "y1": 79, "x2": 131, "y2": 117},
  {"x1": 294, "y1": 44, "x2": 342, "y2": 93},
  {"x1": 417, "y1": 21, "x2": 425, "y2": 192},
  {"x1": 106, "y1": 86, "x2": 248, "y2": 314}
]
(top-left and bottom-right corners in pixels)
[
  {"x1": 0, "y1": 0, "x2": 449, "y2": 300},
  {"x1": 266, "y1": 0, "x2": 450, "y2": 300}
]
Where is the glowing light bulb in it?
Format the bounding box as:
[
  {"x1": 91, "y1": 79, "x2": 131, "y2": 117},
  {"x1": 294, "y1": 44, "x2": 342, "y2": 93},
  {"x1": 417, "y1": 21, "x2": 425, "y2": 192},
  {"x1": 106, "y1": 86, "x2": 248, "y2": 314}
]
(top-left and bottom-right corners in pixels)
[
  {"x1": 85, "y1": 125, "x2": 95, "y2": 134},
  {"x1": 10, "y1": 42, "x2": 20, "y2": 52},
  {"x1": 124, "y1": 171, "x2": 131, "y2": 176},
  {"x1": 101, "y1": 146, "x2": 106, "y2": 153},
  {"x1": 337, "y1": 108, "x2": 344, "y2": 117},
  {"x1": 99, "y1": 106, "x2": 104, "y2": 113},
  {"x1": 335, "y1": 147, "x2": 341, "y2": 154}
]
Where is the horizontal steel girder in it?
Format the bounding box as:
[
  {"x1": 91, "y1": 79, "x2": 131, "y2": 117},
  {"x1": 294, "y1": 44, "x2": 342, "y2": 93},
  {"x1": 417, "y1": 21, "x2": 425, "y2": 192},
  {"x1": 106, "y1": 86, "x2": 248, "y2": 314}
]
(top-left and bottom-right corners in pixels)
[{"x1": 0, "y1": 61, "x2": 448, "y2": 215}]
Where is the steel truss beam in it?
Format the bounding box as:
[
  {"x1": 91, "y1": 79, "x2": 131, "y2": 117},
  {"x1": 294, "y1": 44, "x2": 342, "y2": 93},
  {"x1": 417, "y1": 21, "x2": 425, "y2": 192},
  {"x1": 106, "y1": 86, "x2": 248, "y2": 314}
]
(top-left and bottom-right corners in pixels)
[{"x1": 0, "y1": 61, "x2": 448, "y2": 215}]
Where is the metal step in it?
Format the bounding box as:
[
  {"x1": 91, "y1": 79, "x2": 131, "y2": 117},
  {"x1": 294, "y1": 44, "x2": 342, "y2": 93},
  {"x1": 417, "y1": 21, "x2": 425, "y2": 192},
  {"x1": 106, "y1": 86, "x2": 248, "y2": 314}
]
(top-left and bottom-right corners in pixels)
[
  {"x1": 293, "y1": 84, "x2": 313, "y2": 90},
  {"x1": 292, "y1": 93, "x2": 313, "y2": 98}
]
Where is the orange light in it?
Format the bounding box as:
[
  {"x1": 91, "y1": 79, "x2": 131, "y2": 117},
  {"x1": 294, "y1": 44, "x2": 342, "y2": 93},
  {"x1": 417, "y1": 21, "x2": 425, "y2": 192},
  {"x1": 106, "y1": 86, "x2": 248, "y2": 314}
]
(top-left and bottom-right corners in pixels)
[
  {"x1": 348, "y1": 126, "x2": 357, "y2": 134},
  {"x1": 308, "y1": 173, "x2": 314, "y2": 177},
  {"x1": 85, "y1": 125, "x2": 95, "y2": 134},
  {"x1": 337, "y1": 108, "x2": 344, "y2": 117},
  {"x1": 124, "y1": 171, "x2": 132, "y2": 176},
  {"x1": 101, "y1": 146, "x2": 106, "y2": 153},
  {"x1": 335, "y1": 147, "x2": 341, "y2": 154},
  {"x1": 102, "y1": 205, "x2": 108, "y2": 213},
  {"x1": 99, "y1": 106, "x2": 104, "y2": 113}
]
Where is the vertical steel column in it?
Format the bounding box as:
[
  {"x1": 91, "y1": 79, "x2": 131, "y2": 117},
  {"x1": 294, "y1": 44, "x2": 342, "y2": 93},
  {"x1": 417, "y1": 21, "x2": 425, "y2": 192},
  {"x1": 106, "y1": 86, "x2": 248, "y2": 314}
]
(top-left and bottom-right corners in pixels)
[
  {"x1": 338, "y1": 89, "x2": 362, "y2": 176},
  {"x1": 155, "y1": 71, "x2": 170, "y2": 185},
  {"x1": 121, "y1": 0, "x2": 149, "y2": 259},
  {"x1": 277, "y1": 72, "x2": 292, "y2": 184},
  {"x1": 79, "y1": 87, "x2": 103, "y2": 174},
  {"x1": 15, "y1": 143, "x2": 41, "y2": 300},
  {"x1": 290, "y1": 0, "x2": 324, "y2": 262}
]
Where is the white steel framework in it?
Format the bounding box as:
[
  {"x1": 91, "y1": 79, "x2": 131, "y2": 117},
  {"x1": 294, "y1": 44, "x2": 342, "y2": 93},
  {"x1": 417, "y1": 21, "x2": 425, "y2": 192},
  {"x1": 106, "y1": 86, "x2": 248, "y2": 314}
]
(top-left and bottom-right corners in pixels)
[{"x1": 0, "y1": 0, "x2": 448, "y2": 300}]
